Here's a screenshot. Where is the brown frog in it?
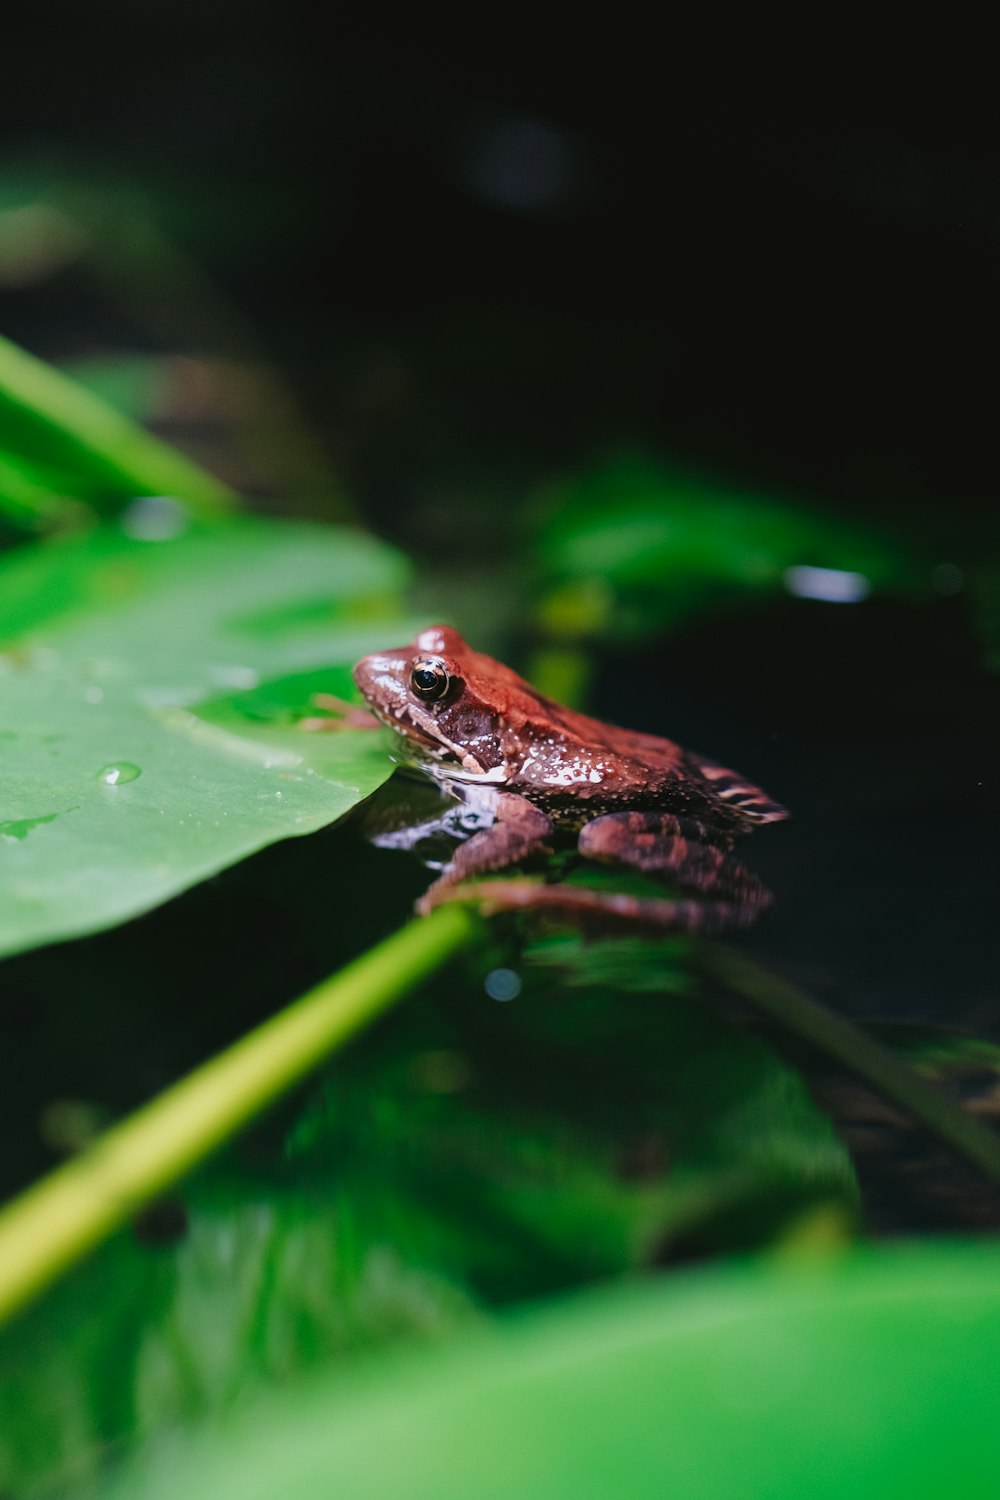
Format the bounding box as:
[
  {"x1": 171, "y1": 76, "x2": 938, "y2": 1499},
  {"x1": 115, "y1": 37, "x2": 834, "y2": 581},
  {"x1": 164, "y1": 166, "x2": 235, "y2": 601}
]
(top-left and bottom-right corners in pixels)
[{"x1": 339, "y1": 626, "x2": 787, "y2": 931}]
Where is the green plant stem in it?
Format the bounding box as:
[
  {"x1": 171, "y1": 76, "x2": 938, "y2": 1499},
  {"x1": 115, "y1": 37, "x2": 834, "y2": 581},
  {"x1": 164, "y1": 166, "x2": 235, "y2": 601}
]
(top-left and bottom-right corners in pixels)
[
  {"x1": 702, "y1": 945, "x2": 1000, "y2": 1185},
  {"x1": 0, "y1": 906, "x2": 477, "y2": 1326},
  {"x1": 0, "y1": 331, "x2": 235, "y2": 517}
]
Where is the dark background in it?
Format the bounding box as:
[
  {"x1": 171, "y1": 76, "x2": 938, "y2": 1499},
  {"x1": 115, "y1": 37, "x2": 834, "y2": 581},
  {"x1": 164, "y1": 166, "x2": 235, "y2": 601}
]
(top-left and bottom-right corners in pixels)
[{"x1": 3, "y1": 22, "x2": 999, "y2": 518}]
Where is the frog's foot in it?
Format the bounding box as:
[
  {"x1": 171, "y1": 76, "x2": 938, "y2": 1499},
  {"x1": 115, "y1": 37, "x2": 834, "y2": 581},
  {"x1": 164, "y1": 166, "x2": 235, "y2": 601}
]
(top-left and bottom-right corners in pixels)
[
  {"x1": 299, "y1": 693, "x2": 381, "y2": 732},
  {"x1": 424, "y1": 878, "x2": 768, "y2": 934},
  {"x1": 416, "y1": 793, "x2": 553, "y2": 916}
]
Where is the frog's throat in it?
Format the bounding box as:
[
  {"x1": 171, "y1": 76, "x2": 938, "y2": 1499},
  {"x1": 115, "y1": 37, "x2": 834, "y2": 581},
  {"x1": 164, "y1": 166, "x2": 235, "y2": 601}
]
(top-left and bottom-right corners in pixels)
[
  {"x1": 440, "y1": 762, "x2": 509, "y2": 785},
  {"x1": 396, "y1": 744, "x2": 509, "y2": 786}
]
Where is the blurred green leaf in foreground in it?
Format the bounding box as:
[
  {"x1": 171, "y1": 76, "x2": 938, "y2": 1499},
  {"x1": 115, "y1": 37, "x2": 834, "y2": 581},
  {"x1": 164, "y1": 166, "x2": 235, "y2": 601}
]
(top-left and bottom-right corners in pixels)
[{"x1": 98, "y1": 1239, "x2": 1000, "y2": 1500}]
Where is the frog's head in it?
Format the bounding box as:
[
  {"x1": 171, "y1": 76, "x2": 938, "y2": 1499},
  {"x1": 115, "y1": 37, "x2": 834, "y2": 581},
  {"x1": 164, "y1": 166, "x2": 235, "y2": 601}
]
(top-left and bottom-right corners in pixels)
[{"x1": 353, "y1": 625, "x2": 513, "y2": 782}]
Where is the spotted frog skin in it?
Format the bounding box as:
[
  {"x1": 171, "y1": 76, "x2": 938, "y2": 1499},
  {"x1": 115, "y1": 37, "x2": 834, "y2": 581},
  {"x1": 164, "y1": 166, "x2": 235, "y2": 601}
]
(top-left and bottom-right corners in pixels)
[{"x1": 348, "y1": 625, "x2": 788, "y2": 931}]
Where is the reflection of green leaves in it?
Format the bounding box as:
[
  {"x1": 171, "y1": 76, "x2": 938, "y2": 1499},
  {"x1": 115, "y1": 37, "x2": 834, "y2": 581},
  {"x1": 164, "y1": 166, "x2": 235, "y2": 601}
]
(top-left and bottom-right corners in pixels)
[
  {"x1": 0, "y1": 940, "x2": 856, "y2": 1492},
  {"x1": 0, "y1": 520, "x2": 409, "y2": 956},
  {"x1": 101, "y1": 1240, "x2": 1000, "y2": 1500},
  {"x1": 537, "y1": 456, "x2": 925, "y2": 638}
]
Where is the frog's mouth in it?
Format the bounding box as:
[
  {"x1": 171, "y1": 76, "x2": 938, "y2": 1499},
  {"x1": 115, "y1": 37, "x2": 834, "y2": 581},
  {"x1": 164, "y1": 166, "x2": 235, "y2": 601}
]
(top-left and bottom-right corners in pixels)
[
  {"x1": 393, "y1": 713, "x2": 509, "y2": 784},
  {"x1": 370, "y1": 698, "x2": 508, "y2": 784}
]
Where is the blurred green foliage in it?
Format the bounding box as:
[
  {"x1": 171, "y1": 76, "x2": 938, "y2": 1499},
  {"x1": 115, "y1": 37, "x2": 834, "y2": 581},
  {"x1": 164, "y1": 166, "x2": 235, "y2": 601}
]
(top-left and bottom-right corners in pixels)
[
  {"x1": 535, "y1": 455, "x2": 928, "y2": 641},
  {"x1": 0, "y1": 330, "x2": 235, "y2": 528},
  {"x1": 100, "y1": 1240, "x2": 1000, "y2": 1500},
  {"x1": 0, "y1": 936, "x2": 856, "y2": 1494}
]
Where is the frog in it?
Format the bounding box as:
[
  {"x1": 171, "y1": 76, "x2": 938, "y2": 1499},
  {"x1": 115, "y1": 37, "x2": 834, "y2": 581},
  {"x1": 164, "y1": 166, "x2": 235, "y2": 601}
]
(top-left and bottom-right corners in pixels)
[{"x1": 322, "y1": 625, "x2": 787, "y2": 932}]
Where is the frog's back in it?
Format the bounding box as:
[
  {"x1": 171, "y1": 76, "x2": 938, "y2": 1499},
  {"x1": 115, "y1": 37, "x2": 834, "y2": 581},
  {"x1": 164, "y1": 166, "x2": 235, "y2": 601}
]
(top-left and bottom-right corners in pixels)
[
  {"x1": 604, "y1": 738, "x2": 788, "y2": 829},
  {"x1": 510, "y1": 701, "x2": 786, "y2": 830},
  {"x1": 429, "y1": 627, "x2": 787, "y2": 831},
  {"x1": 552, "y1": 710, "x2": 785, "y2": 816}
]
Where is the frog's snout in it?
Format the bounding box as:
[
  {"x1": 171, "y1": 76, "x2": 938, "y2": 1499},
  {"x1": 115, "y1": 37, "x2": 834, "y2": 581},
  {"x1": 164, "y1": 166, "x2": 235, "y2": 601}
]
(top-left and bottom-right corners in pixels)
[
  {"x1": 351, "y1": 653, "x2": 376, "y2": 698},
  {"x1": 352, "y1": 650, "x2": 409, "y2": 713}
]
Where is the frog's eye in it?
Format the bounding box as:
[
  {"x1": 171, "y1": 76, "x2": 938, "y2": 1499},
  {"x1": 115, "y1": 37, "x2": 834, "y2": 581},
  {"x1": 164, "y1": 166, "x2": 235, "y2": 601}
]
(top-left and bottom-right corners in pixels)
[{"x1": 410, "y1": 656, "x2": 453, "y2": 702}]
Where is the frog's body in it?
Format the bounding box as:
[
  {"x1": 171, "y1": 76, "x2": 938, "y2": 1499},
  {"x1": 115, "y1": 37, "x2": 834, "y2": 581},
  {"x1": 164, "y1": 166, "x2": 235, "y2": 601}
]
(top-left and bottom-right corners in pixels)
[{"x1": 347, "y1": 626, "x2": 787, "y2": 932}]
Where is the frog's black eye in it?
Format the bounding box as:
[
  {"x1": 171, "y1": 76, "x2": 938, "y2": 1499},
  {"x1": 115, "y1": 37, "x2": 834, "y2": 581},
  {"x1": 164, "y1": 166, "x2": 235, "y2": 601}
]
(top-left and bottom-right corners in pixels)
[{"x1": 410, "y1": 656, "x2": 452, "y2": 702}]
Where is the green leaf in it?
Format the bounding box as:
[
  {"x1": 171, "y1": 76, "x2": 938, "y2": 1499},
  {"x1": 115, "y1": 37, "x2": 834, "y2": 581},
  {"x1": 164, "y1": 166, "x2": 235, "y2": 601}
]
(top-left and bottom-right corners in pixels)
[
  {"x1": 0, "y1": 519, "x2": 410, "y2": 956},
  {"x1": 536, "y1": 456, "x2": 926, "y2": 638},
  {"x1": 97, "y1": 1240, "x2": 1000, "y2": 1500}
]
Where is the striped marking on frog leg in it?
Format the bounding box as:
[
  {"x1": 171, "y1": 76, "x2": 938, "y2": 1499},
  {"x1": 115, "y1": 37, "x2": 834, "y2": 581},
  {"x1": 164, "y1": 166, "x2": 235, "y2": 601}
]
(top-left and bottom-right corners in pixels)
[
  {"x1": 578, "y1": 812, "x2": 771, "y2": 908},
  {"x1": 433, "y1": 880, "x2": 766, "y2": 934},
  {"x1": 692, "y1": 755, "x2": 789, "y2": 825}
]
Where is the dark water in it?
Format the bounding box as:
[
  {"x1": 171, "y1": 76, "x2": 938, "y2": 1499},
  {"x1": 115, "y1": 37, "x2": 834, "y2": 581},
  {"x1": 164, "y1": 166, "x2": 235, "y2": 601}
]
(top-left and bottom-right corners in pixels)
[{"x1": 599, "y1": 594, "x2": 1000, "y2": 1032}]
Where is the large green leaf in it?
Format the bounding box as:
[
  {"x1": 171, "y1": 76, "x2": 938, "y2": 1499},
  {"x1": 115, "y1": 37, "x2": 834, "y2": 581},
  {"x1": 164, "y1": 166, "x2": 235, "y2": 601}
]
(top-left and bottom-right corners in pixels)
[
  {"x1": 0, "y1": 520, "x2": 409, "y2": 956},
  {"x1": 99, "y1": 1241, "x2": 1000, "y2": 1500}
]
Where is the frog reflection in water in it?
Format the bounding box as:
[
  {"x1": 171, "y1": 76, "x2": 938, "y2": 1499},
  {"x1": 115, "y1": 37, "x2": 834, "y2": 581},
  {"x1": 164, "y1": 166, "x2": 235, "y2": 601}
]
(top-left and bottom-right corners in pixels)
[{"x1": 322, "y1": 626, "x2": 787, "y2": 931}]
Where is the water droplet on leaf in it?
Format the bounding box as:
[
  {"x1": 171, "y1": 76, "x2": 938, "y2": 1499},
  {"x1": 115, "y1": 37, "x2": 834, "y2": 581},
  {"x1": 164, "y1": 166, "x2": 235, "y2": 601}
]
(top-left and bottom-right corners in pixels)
[
  {"x1": 98, "y1": 762, "x2": 142, "y2": 786},
  {"x1": 209, "y1": 664, "x2": 260, "y2": 690}
]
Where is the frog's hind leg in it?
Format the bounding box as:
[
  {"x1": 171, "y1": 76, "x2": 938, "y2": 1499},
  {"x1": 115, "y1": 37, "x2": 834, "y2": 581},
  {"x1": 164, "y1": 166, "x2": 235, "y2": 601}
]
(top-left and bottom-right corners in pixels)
[
  {"x1": 419, "y1": 807, "x2": 774, "y2": 935},
  {"x1": 576, "y1": 810, "x2": 774, "y2": 930},
  {"x1": 434, "y1": 880, "x2": 762, "y2": 934}
]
